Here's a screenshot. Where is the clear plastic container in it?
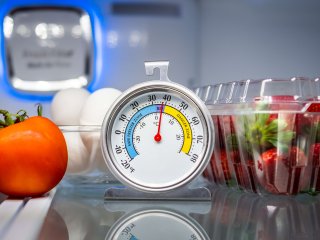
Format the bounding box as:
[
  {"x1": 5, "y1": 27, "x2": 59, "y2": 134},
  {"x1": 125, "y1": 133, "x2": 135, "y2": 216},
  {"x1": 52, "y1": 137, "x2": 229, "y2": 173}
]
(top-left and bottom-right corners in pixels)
[
  {"x1": 59, "y1": 125, "x2": 119, "y2": 187},
  {"x1": 205, "y1": 77, "x2": 320, "y2": 195}
]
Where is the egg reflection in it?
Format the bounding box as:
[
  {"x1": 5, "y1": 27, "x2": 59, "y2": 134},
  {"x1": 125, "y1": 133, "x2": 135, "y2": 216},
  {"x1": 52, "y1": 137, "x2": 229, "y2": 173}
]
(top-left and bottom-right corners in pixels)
[{"x1": 38, "y1": 208, "x2": 69, "y2": 240}]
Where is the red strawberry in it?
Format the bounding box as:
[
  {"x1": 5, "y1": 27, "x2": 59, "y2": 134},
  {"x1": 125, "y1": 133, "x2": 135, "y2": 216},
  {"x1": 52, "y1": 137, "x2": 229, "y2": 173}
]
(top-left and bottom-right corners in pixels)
[
  {"x1": 213, "y1": 149, "x2": 253, "y2": 190},
  {"x1": 255, "y1": 95, "x2": 295, "y2": 109},
  {"x1": 212, "y1": 115, "x2": 226, "y2": 149},
  {"x1": 295, "y1": 113, "x2": 312, "y2": 135},
  {"x1": 260, "y1": 148, "x2": 278, "y2": 193},
  {"x1": 266, "y1": 113, "x2": 278, "y2": 124},
  {"x1": 211, "y1": 150, "x2": 232, "y2": 182},
  {"x1": 281, "y1": 146, "x2": 307, "y2": 167},
  {"x1": 210, "y1": 149, "x2": 235, "y2": 186},
  {"x1": 216, "y1": 115, "x2": 254, "y2": 189},
  {"x1": 261, "y1": 147, "x2": 306, "y2": 169},
  {"x1": 202, "y1": 168, "x2": 211, "y2": 180},
  {"x1": 270, "y1": 95, "x2": 295, "y2": 102},
  {"x1": 269, "y1": 96, "x2": 301, "y2": 113},
  {"x1": 246, "y1": 95, "x2": 310, "y2": 194},
  {"x1": 211, "y1": 115, "x2": 234, "y2": 185},
  {"x1": 305, "y1": 101, "x2": 320, "y2": 140},
  {"x1": 261, "y1": 148, "x2": 277, "y2": 163},
  {"x1": 309, "y1": 143, "x2": 320, "y2": 191},
  {"x1": 310, "y1": 143, "x2": 320, "y2": 167},
  {"x1": 221, "y1": 115, "x2": 236, "y2": 137},
  {"x1": 255, "y1": 95, "x2": 301, "y2": 130},
  {"x1": 260, "y1": 147, "x2": 307, "y2": 194},
  {"x1": 307, "y1": 103, "x2": 320, "y2": 112},
  {"x1": 246, "y1": 162, "x2": 258, "y2": 193},
  {"x1": 254, "y1": 95, "x2": 295, "y2": 103}
]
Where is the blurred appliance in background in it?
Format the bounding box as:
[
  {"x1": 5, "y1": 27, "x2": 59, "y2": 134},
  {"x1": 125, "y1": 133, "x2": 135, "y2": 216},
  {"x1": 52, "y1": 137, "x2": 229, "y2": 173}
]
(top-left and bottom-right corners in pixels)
[
  {"x1": 4, "y1": 7, "x2": 93, "y2": 94},
  {"x1": 0, "y1": 0, "x2": 198, "y2": 116}
]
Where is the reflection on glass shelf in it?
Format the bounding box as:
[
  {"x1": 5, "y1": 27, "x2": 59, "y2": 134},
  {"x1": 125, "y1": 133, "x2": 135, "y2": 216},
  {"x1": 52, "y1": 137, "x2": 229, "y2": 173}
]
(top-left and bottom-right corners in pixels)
[
  {"x1": 105, "y1": 208, "x2": 209, "y2": 240},
  {"x1": 204, "y1": 188, "x2": 320, "y2": 240},
  {"x1": 39, "y1": 187, "x2": 320, "y2": 240}
]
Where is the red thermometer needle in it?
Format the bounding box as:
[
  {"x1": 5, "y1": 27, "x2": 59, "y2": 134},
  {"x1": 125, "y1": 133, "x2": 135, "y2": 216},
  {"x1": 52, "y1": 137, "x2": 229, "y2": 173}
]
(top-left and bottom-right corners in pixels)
[{"x1": 154, "y1": 103, "x2": 164, "y2": 142}]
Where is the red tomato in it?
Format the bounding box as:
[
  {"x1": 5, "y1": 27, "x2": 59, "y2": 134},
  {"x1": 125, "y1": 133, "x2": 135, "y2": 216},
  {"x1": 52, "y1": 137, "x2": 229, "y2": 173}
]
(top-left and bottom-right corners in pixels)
[{"x1": 0, "y1": 116, "x2": 68, "y2": 197}]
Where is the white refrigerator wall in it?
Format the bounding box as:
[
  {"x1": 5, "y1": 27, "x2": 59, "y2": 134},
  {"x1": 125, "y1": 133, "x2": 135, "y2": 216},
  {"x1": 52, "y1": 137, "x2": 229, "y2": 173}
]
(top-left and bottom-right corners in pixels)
[
  {"x1": 199, "y1": 0, "x2": 320, "y2": 85},
  {"x1": 100, "y1": 0, "x2": 199, "y2": 89}
]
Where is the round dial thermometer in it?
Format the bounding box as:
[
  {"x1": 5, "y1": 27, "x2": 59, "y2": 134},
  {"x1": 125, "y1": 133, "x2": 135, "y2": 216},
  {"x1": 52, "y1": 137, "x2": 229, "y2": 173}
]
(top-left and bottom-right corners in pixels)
[{"x1": 101, "y1": 62, "x2": 214, "y2": 192}]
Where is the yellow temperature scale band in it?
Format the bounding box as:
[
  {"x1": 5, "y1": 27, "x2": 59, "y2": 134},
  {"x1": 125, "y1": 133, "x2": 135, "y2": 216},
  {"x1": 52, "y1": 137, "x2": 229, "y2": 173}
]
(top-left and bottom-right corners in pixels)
[{"x1": 164, "y1": 105, "x2": 192, "y2": 154}]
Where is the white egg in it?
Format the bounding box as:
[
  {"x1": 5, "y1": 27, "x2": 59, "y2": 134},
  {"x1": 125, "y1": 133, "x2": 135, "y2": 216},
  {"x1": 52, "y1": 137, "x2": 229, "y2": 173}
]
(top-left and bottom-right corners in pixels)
[
  {"x1": 51, "y1": 88, "x2": 91, "y2": 174},
  {"x1": 79, "y1": 88, "x2": 122, "y2": 126},
  {"x1": 51, "y1": 88, "x2": 90, "y2": 125},
  {"x1": 63, "y1": 132, "x2": 89, "y2": 174},
  {"x1": 55, "y1": 200, "x2": 95, "y2": 240},
  {"x1": 79, "y1": 88, "x2": 122, "y2": 174}
]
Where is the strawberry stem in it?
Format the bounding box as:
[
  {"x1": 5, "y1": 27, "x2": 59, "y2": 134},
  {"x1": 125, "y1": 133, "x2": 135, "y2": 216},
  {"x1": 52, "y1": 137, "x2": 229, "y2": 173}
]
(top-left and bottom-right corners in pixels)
[{"x1": 244, "y1": 114, "x2": 295, "y2": 152}]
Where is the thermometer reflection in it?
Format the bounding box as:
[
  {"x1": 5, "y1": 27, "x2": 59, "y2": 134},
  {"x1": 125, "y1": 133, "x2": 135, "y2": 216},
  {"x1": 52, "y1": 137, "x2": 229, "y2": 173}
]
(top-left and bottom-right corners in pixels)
[{"x1": 106, "y1": 208, "x2": 209, "y2": 240}]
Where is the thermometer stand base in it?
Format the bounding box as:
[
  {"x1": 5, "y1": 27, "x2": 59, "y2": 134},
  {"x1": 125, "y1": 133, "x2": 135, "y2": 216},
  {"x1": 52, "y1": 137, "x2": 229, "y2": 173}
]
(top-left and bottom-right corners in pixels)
[{"x1": 104, "y1": 186, "x2": 211, "y2": 202}]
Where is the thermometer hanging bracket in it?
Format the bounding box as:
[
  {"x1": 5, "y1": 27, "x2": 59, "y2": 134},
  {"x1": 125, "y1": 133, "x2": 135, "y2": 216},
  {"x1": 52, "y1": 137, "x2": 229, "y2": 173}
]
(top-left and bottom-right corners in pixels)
[{"x1": 145, "y1": 61, "x2": 171, "y2": 82}]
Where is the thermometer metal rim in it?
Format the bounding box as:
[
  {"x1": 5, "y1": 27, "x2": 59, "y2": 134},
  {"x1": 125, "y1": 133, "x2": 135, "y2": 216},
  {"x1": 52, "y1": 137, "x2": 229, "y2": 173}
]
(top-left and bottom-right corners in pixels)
[
  {"x1": 101, "y1": 80, "x2": 214, "y2": 192},
  {"x1": 105, "y1": 208, "x2": 210, "y2": 240}
]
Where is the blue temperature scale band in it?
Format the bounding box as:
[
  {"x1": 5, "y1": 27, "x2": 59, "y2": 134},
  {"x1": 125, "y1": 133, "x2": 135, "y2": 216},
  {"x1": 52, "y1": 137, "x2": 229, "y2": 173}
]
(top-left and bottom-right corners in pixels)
[
  {"x1": 124, "y1": 105, "x2": 161, "y2": 159},
  {"x1": 129, "y1": 235, "x2": 139, "y2": 240}
]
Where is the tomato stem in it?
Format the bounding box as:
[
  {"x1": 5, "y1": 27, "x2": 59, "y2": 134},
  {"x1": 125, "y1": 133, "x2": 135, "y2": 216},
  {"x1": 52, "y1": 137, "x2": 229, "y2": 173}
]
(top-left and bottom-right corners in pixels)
[
  {"x1": 0, "y1": 119, "x2": 6, "y2": 128},
  {"x1": 0, "y1": 109, "x2": 29, "y2": 128},
  {"x1": 36, "y1": 104, "x2": 43, "y2": 117},
  {"x1": 15, "y1": 110, "x2": 28, "y2": 123},
  {"x1": 0, "y1": 105, "x2": 43, "y2": 128},
  {"x1": 0, "y1": 110, "x2": 15, "y2": 127}
]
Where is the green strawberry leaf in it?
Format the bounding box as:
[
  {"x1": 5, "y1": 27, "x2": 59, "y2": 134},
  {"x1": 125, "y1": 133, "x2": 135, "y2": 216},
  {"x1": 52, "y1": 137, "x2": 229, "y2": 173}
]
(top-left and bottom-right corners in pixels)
[
  {"x1": 272, "y1": 119, "x2": 287, "y2": 131},
  {"x1": 243, "y1": 110, "x2": 296, "y2": 152},
  {"x1": 312, "y1": 122, "x2": 320, "y2": 142},
  {"x1": 277, "y1": 143, "x2": 289, "y2": 153},
  {"x1": 226, "y1": 133, "x2": 238, "y2": 150},
  {"x1": 279, "y1": 131, "x2": 295, "y2": 143},
  {"x1": 268, "y1": 138, "x2": 278, "y2": 148},
  {"x1": 256, "y1": 113, "x2": 269, "y2": 126},
  {"x1": 265, "y1": 121, "x2": 278, "y2": 132},
  {"x1": 255, "y1": 102, "x2": 269, "y2": 111}
]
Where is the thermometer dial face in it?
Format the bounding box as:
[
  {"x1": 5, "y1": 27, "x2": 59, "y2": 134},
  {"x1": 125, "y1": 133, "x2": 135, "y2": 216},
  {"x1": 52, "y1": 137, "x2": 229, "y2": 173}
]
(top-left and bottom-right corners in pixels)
[{"x1": 102, "y1": 81, "x2": 214, "y2": 192}]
